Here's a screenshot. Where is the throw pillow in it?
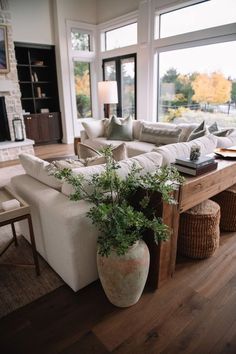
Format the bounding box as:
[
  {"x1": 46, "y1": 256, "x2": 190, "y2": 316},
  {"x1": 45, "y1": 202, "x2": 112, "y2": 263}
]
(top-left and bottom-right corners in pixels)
[
  {"x1": 81, "y1": 120, "x2": 105, "y2": 139},
  {"x1": 78, "y1": 143, "x2": 102, "y2": 159},
  {"x1": 213, "y1": 128, "x2": 234, "y2": 137},
  {"x1": 107, "y1": 116, "x2": 133, "y2": 141},
  {"x1": 187, "y1": 129, "x2": 206, "y2": 141},
  {"x1": 208, "y1": 121, "x2": 218, "y2": 133},
  {"x1": 187, "y1": 121, "x2": 206, "y2": 141},
  {"x1": 194, "y1": 120, "x2": 205, "y2": 132},
  {"x1": 139, "y1": 124, "x2": 182, "y2": 145},
  {"x1": 77, "y1": 142, "x2": 127, "y2": 163},
  {"x1": 19, "y1": 153, "x2": 62, "y2": 190}
]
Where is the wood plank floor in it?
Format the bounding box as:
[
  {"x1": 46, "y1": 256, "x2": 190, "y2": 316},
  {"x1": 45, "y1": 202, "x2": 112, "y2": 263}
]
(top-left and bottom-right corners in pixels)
[
  {"x1": 1, "y1": 143, "x2": 236, "y2": 353},
  {"x1": 0, "y1": 143, "x2": 75, "y2": 168},
  {"x1": 0, "y1": 232, "x2": 236, "y2": 354}
]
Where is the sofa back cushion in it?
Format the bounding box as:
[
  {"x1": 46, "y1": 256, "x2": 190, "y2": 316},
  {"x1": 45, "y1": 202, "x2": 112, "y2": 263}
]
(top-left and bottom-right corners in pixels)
[
  {"x1": 19, "y1": 153, "x2": 62, "y2": 190},
  {"x1": 61, "y1": 152, "x2": 163, "y2": 197},
  {"x1": 153, "y1": 134, "x2": 217, "y2": 166}
]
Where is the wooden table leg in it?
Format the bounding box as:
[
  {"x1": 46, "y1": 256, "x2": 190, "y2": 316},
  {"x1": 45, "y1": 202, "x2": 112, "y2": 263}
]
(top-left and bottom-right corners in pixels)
[
  {"x1": 145, "y1": 190, "x2": 180, "y2": 290},
  {"x1": 11, "y1": 222, "x2": 18, "y2": 247},
  {"x1": 27, "y1": 214, "x2": 40, "y2": 276}
]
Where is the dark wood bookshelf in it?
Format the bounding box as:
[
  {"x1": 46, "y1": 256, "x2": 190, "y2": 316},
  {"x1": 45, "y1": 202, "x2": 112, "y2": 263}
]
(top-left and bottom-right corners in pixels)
[{"x1": 15, "y1": 42, "x2": 62, "y2": 144}]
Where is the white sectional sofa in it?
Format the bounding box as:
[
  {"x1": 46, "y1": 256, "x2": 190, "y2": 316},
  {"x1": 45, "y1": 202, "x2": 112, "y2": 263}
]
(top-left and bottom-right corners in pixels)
[
  {"x1": 79, "y1": 119, "x2": 236, "y2": 158},
  {"x1": 11, "y1": 119, "x2": 236, "y2": 292}
]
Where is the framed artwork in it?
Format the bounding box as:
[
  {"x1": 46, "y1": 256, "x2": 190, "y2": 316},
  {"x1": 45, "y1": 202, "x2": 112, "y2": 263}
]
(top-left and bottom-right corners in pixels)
[{"x1": 0, "y1": 24, "x2": 9, "y2": 73}]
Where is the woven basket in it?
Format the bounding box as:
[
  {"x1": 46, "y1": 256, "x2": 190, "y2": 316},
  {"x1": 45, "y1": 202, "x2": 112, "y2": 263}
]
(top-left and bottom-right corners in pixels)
[
  {"x1": 212, "y1": 184, "x2": 236, "y2": 231},
  {"x1": 178, "y1": 199, "x2": 220, "y2": 259}
]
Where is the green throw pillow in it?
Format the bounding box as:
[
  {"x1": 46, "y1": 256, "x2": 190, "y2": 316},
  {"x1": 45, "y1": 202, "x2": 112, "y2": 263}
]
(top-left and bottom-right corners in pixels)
[{"x1": 107, "y1": 116, "x2": 133, "y2": 141}]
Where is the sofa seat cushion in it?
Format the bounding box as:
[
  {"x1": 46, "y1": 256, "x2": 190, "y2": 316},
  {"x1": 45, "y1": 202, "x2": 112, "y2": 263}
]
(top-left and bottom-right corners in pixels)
[
  {"x1": 126, "y1": 140, "x2": 156, "y2": 157},
  {"x1": 153, "y1": 134, "x2": 217, "y2": 166},
  {"x1": 83, "y1": 137, "x2": 122, "y2": 151},
  {"x1": 61, "y1": 152, "x2": 163, "y2": 197},
  {"x1": 83, "y1": 138, "x2": 156, "y2": 157}
]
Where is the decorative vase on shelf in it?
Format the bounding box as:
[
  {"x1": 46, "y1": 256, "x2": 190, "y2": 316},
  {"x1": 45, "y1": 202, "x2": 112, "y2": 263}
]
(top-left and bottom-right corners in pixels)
[{"x1": 97, "y1": 240, "x2": 150, "y2": 308}]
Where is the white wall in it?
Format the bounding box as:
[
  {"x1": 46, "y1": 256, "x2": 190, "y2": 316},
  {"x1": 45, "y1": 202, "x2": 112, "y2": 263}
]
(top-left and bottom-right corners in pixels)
[
  {"x1": 97, "y1": 0, "x2": 139, "y2": 23},
  {"x1": 9, "y1": 0, "x2": 54, "y2": 44},
  {"x1": 57, "y1": 0, "x2": 97, "y2": 24}
]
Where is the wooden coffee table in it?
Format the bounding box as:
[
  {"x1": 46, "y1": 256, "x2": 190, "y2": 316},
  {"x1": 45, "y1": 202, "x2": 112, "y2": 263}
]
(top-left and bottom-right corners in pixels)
[{"x1": 0, "y1": 186, "x2": 40, "y2": 275}]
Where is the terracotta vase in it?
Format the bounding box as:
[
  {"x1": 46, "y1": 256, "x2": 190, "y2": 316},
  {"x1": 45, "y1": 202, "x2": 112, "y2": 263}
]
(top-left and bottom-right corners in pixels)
[{"x1": 97, "y1": 240, "x2": 150, "y2": 307}]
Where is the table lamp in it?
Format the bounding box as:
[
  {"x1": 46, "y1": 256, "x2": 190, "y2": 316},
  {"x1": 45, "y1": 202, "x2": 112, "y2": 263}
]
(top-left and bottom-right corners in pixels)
[{"x1": 98, "y1": 81, "x2": 118, "y2": 118}]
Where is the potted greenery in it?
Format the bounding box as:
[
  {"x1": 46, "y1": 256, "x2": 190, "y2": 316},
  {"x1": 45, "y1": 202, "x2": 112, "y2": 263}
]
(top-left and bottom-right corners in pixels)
[{"x1": 54, "y1": 147, "x2": 184, "y2": 307}]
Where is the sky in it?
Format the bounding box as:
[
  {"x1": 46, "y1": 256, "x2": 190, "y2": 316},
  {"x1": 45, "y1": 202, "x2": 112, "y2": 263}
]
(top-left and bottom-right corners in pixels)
[
  {"x1": 159, "y1": 41, "x2": 236, "y2": 80},
  {"x1": 159, "y1": 0, "x2": 236, "y2": 80}
]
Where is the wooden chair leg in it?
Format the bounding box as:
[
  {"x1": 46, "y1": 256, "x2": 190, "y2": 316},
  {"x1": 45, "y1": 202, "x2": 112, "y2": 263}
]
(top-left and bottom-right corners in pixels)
[{"x1": 11, "y1": 222, "x2": 18, "y2": 247}]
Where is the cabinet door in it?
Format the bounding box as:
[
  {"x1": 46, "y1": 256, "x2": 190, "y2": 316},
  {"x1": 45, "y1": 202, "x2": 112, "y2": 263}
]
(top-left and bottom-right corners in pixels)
[
  {"x1": 48, "y1": 112, "x2": 62, "y2": 141},
  {"x1": 37, "y1": 113, "x2": 62, "y2": 143},
  {"x1": 38, "y1": 114, "x2": 51, "y2": 142},
  {"x1": 24, "y1": 115, "x2": 40, "y2": 143}
]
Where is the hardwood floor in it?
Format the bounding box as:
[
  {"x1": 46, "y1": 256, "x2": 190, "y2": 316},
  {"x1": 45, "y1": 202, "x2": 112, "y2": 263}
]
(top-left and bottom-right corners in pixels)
[
  {"x1": 1, "y1": 231, "x2": 236, "y2": 354},
  {"x1": 0, "y1": 143, "x2": 75, "y2": 168},
  {"x1": 1, "y1": 143, "x2": 236, "y2": 353}
]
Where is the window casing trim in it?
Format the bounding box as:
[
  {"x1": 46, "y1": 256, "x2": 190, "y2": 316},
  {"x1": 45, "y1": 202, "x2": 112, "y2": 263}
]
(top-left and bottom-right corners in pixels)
[{"x1": 66, "y1": 20, "x2": 98, "y2": 124}]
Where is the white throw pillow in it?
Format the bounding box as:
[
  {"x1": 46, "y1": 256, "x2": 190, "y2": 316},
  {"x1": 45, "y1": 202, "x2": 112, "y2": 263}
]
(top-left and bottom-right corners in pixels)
[
  {"x1": 19, "y1": 153, "x2": 62, "y2": 190},
  {"x1": 81, "y1": 120, "x2": 105, "y2": 139}
]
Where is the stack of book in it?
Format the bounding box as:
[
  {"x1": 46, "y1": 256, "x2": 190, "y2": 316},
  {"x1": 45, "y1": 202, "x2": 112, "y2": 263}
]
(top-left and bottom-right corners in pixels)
[{"x1": 173, "y1": 155, "x2": 218, "y2": 176}]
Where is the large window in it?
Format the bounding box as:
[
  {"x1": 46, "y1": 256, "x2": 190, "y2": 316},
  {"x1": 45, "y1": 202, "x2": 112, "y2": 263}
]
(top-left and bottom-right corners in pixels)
[
  {"x1": 71, "y1": 29, "x2": 91, "y2": 51},
  {"x1": 69, "y1": 25, "x2": 95, "y2": 119},
  {"x1": 156, "y1": 1, "x2": 236, "y2": 127},
  {"x1": 159, "y1": 42, "x2": 236, "y2": 126},
  {"x1": 103, "y1": 54, "x2": 136, "y2": 118},
  {"x1": 156, "y1": 0, "x2": 236, "y2": 39},
  {"x1": 104, "y1": 23, "x2": 137, "y2": 51},
  {"x1": 73, "y1": 61, "x2": 92, "y2": 118}
]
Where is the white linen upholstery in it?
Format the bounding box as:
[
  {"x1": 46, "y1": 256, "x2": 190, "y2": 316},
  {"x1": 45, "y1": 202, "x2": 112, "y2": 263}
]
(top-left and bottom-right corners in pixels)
[
  {"x1": 19, "y1": 153, "x2": 62, "y2": 190},
  {"x1": 81, "y1": 119, "x2": 105, "y2": 139},
  {"x1": 11, "y1": 174, "x2": 98, "y2": 292},
  {"x1": 83, "y1": 138, "x2": 156, "y2": 157},
  {"x1": 62, "y1": 152, "x2": 163, "y2": 197},
  {"x1": 215, "y1": 134, "x2": 236, "y2": 148},
  {"x1": 153, "y1": 134, "x2": 217, "y2": 166}
]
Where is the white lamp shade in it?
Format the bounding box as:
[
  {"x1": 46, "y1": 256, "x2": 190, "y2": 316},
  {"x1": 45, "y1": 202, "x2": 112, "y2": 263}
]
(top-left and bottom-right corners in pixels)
[{"x1": 98, "y1": 81, "x2": 118, "y2": 104}]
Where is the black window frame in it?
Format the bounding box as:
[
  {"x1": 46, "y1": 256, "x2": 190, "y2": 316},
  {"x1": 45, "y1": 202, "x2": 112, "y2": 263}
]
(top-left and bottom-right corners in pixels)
[{"x1": 102, "y1": 53, "x2": 137, "y2": 119}]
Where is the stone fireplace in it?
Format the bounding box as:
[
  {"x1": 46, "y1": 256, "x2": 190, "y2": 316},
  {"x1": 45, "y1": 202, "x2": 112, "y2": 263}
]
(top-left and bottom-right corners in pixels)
[{"x1": 0, "y1": 0, "x2": 34, "y2": 162}]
